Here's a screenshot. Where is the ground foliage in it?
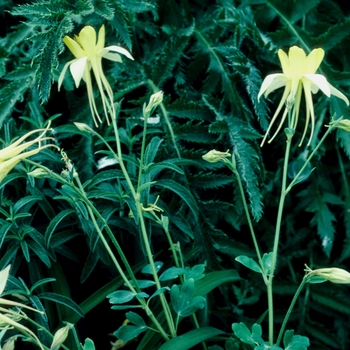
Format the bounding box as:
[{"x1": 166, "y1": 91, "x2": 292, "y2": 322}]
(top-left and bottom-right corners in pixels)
[{"x1": 1, "y1": 0, "x2": 350, "y2": 349}]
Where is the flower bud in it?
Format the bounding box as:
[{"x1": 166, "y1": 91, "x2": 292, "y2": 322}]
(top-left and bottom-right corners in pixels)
[
  {"x1": 27, "y1": 168, "x2": 49, "y2": 179},
  {"x1": 74, "y1": 122, "x2": 94, "y2": 134},
  {"x1": 310, "y1": 267, "x2": 350, "y2": 284},
  {"x1": 50, "y1": 323, "x2": 73, "y2": 350},
  {"x1": 3, "y1": 336, "x2": 16, "y2": 350},
  {"x1": 202, "y1": 149, "x2": 231, "y2": 163},
  {"x1": 144, "y1": 91, "x2": 163, "y2": 117},
  {"x1": 331, "y1": 119, "x2": 350, "y2": 132}
]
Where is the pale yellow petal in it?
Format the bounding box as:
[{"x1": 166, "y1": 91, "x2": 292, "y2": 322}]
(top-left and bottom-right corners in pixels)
[
  {"x1": 96, "y1": 25, "x2": 105, "y2": 51},
  {"x1": 100, "y1": 46, "x2": 134, "y2": 61},
  {"x1": 303, "y1": 74, "x2": 330, "y2": 97},
  {"x1": 329, "y1": 83, "x2": 350, "y2": 105},
  {"x1": 63, "y1": 36, "x2": 85, "y2": 58},
  {"x1": 304, "y1": 48, "x2": 324, "y2": 74},
  {"x1": 77, "y1": 26, "x2": 97, "y2": 57},
  {"x1": 260, "y1": 84, "x2": 291, "y2": 146},
  {"x1": 70, "y1": 56, "x2": 88, "y2": 88},
  {"x1": 300, "y1": 80, "x2": 315, "y2": 146},
  {"x1": 288, "y1": 46, "x2": 306, "y2": 99},
  {"x1": 278, "y1": 49, "x2": 290, "y2": 75},
  {"x1": 0, "y1": 265, "x2": 10, "y2": 295},
  {"x1": 257, "y1": 73, "x2": 286, "y2": 101},
  {"x1": 58, "y1": 59, "x2": 76, "y2": 91}
]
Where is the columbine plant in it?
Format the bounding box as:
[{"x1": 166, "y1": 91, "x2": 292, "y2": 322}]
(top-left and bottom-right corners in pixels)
[
  {"x1": 258, "y1": 46, "x2": 349, "y2": 146},
  {"x1": 204, "y1": 45, "x2": 350, "y2": 348},
  {"x1": 58, "y1": 25, "x2": 134, "y2": 126}
]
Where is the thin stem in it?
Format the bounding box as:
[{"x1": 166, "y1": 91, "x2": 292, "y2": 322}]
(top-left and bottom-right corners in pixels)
[
  {"x1": 25, "y1": 159, "x2": 170, "y2": 341},
  {"x1": 147, "y1": 79, "x2": 181, "y2": 159},
  {"x1": 229, "y1": 157, "x2": 266, "y2": 282},
  {"x1": 267, "y1": 132, "x2": 293, "y2": 345},
  {"x1": 276, "y1": 277, "x2": 307, "y2": 346},
  {"x1": 110, "y1": 114, "x2": 176, "y2": 338},
  {"x1": 286, "y1": 119, "x2": 342, "y2": 193},
  {"x1": 137, "y1": 113, "x2": 148, "y2": 189}
]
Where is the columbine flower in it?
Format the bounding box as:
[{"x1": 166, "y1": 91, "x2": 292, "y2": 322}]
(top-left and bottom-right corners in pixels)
[
  {"x1": 58, "y1": 25, "x2": 134, "y2": 127},
  {"x1": 0, "y1": 122, "x2": 58, "y2": 182},
  {"x1": 258, "y1": 46, "x2": 349, "y2": 146}
]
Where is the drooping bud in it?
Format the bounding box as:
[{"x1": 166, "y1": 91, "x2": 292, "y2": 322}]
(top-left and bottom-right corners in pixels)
[
  {"x1": 309, "y1": 267, "x2": 350, "y2": 284},
  {"x1": 202, "y1": 149, "x2": 231, "y2": 163}
]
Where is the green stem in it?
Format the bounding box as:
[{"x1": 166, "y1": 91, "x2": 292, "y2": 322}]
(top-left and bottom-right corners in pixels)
[
  {"x1": 110, "y1": 114, "x2": 176, "y2": 338},
  {"x1": 147, "y1": 79, "x2": 181, "y2": 159},
  {"x1": 25, "y1": 159, "x2": 170, "y2": 341},
  {"x1": 228, "y1": 157, "x2": 266, "y2": 282},
  {"x1": 276, "y1": 277, "x2": 307, "y2": 346},
  {"x1": 137, "y1": 112, "x2": 149, "y2": 189},
  {"x1": 286, "y1": 119, "x2": 342, "y2": 193},
  {"x1": 267, "y1": 132, "x2": 293, "y2": 345}
]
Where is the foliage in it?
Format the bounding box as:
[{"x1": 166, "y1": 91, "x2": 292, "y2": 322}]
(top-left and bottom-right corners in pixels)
[{"x1": 0, "y1": 0, "x2": 350, "y2": 349}]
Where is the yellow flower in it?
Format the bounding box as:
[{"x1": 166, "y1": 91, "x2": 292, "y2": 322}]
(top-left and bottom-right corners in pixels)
[
  {"x1": 58, "y1": 25, "x2": 134, "y2": 127},
  {"x1": 202, "y1": 149, "x2": 231, "y2": 163},
  {"x1": 0, "y1": 122, "x2": 58, "y2": 182},
  {"x1": 258, "y1": 46, "x2": 349, "y2": 146}
]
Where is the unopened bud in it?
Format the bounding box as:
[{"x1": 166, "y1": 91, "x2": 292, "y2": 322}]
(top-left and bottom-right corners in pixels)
[
  {"x1": 329, "y1": 119, "x2": 350, "y2": 132},
  {"x1": 309, "y1": 267, "x2": 350, "y2": 284},
  {"x1": 74, "y1": 122, "x2": 94, "y2": 134},
  {"x1": 50, "y1": 323, "x2": 73, "y2": 350},
  {"x1": 27, "y1": 168, "x2": 49, "y2": 179},
  {"x1": 144, "y1": 91, "x2": 163, "y2": 117},
  {"x1": 202, "y1": 149, "x2": 231, "y2": 163},
  {"x1": 3, "y1": 336, "x2": 16, "y2": 350}
]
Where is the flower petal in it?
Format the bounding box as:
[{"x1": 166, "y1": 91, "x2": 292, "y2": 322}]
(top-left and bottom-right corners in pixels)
[
  {"x1": 100, "y1": 51, "x2": 122, "y2": 63},
  {"x1": 70, "y1": 56, "x2": 88, "y2": 88},
  {"x1": 278, "y1": 49, "x2": 290, "y2": 75},
  {"x1": 304, "y1": 48, "x2": 324, "y2": 74},
  {"x1": 303, "y1": 74, "x2": 330, "y2": 97},
  {"x1": 77, "y1": 26, "x2": 97, "y2": 57},
  {"x1": 58, "y1": 59, "x2": 76, "y2": 91},
  {"x1": 329, "y1": 83, "x2": 350, "y2": 106},
  {"x1": 100, "y1": 46, "x2": 134, "y2": 61},
  {"x1": 63, "y1": 36, "x2": 85, "y2": 58},
  {"x1": 97, "y1": 25, "x2": 105, "y2": 51},
  {"x1": 257, "y1": 73, "x2": 286, "y2": 101}
]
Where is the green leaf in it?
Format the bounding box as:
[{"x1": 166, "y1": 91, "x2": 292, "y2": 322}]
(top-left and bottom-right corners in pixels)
[
  {"x1": 125, "y1": 311, "x2": 146, "y2": 327},
  {"x1": 184, "y1": 264, "x2": 206, "y2": 281},
  {"x1": 235, "y1": 256, "x2": 262, "y2": 274},
  {"x1": 159, "y1": 267, "x2": 186, "y2": 281},
  {"x1": 231, "y1": 322, "x2": 255, "y2": 345},
  {"x1": 114, "y1": 324, "x2": 147, "y2": 342},
  {"x1": 82, "y1": 338, "x2": 95, "y2": 350},
  {"x1": 144, "y1": 136, "x2": 163, "y2": 166},
  {"x1": 37, "y1": 292, "x2": 84, "y2": 317},
  {"x1": 125, "y1": 280, "x2": 156, "y2": 289},
  {"x1": 45, "y1": 209, "x2": 76, "y2": 247},
  {"x1": 141, "y1": 261, "x2": 163, "y2": 275},
  {"x1": 171, "y1": 279, "x2": 206, "y2": 317},
  {"x1": 107, "y1": 290, "x2": 136, "y2": 304},
  {"x1": 155, "y1": 179, "x2": 199, "y2": 219},
  {"x1": 194, "y1": 270, "x2": 240, "y2": 297},
  {"x1": 284, "y1": 330, "x2": 310, "y2": 350},
  {"x1": 158, "y1": 327, "x2": 224, "y2": 350}
]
